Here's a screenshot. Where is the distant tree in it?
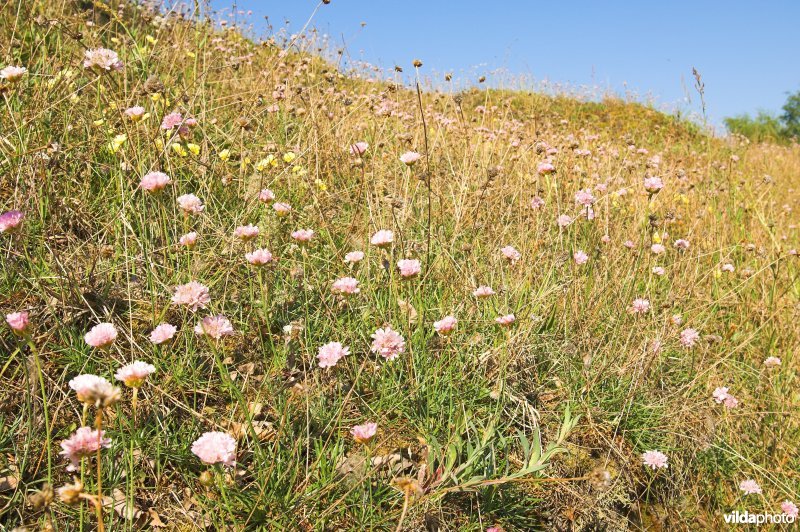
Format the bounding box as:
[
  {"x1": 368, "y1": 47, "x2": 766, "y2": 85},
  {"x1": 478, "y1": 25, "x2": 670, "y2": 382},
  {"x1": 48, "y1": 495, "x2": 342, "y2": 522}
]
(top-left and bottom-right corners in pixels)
[
  {"x1": 724, "y1": 111, "x2": 784, "y2": 142},
  {"x1": 781, "y1": 90, "x2": 800, "y2": 139}
]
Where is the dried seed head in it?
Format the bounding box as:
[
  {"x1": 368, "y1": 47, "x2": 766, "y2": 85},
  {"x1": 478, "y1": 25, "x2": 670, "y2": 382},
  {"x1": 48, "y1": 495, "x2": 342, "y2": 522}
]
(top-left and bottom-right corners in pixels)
[
  {"x1": 57, "y1": 480, "x2": 84, "y2": 505},
  {"x1": 412, "y1": 59, "x2": 422, "y2": 68}
]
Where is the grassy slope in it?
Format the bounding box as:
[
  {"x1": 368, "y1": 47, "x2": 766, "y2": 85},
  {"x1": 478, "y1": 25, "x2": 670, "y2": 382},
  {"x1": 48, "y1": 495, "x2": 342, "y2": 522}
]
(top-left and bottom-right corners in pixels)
[{"x1": 1, "y1": 1, "x2": 799, "y2": 529}]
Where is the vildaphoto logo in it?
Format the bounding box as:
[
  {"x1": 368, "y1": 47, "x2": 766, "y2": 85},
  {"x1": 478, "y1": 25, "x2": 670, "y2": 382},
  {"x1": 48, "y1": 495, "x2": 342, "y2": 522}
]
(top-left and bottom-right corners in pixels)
[{"x1": 723, "y1": 510, "x2": 796, "y2": 525}]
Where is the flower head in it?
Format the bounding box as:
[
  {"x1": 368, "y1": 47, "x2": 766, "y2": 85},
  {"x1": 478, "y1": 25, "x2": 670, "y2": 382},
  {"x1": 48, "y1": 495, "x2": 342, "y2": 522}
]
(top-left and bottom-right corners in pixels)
[
  {"x1": 332, "y1": 277, "x2": 360, "y2": 295},
  {"x1": 537, "y1": 162, "x2": 555, "y2": 175},
  {"x1": 781, "y1": 501, "x2": 798, "y2": 518},
  {"x1": 629, "y1": 298, "x2": 650, "y2": 314},
  {"x1": 194, "y1": 315, "x2": 234, "y2": 339},
  {"x1": 763, "y1": 356, "x2": 781, "y2": 368},
  {"x1": 123, "y1": 106, "x2": 145, "y2": 121},
  {"x1": 495, "y1": 314, "x2": 516, "y2": 326},
  {"x1": 84, "y1": 322, "x2": 118, "y2": 349},
  {"x1": 172, "y1": 281, "x2": 210, "y2": 312},
  {"x1": 258, "y1": 189, "x2": 275, "y2": 203},
  {"x1": 160, "y1": 112, "x2": 183, "y2": 130},
  {"x1": 574, "y1": 188, "x2": 595, "y2": 206},
  {"x1": 397, "y1": 258, "x2": 421, "y2": 278},
  {"x1": 370, "y1": 230, "x2": 393, "y2": 247},
  {"x1": 177, "y1": 194, "x2": 204, "y2": 214},
  {"x1": 371, "y1": 326, "x2": 405, "y2": 361},
  {"x1": 0, "y1": 65, "x2": 27, "y2": 83},
  {"x1": 291, "y1": 229, "x2": 314, "y2": 243},
  {"x1": 679, "y1": 328, "x2": 700, "y2": 348},
  {"x1": 530, "y1": 196, "x2": 545, "y2": 210},
  {"x1": 433, "y1": 315, "x2": 457, "y2": 336},
  {"x1": 674, "y1": 239, "x2": 690, "y2": 251},
  {"x1": 6, "y1": 311, "x2": 30, "y2": 335},
  {"x1": 399, "y1": 151, "x2": 421, "y2": 165},
  {"x1": 0, "y1": 210, "x2": 24, "y2": 233},
  {"x1": 191, "y1": 431, "x2": 237, "y2": 467},
  {"x1": 351, "y1": 422, "x2": 377, "y2": 443},
  {"x1": 573, "y1": 250, "x2": 589, "y2": 265},
  {"x1": 473, "y1": 285, "x2": 495, "y2": 299},
  {"x1": 179, "y1": 232, "x2": 198, "y2": 247},
  {"x1": 501, "y1": 245, "x2": 521, "y2": 264},
  {"x1": 114, "y1": 361, "x2": 156, "y2": 388},
  {"x1": 739, "y1": 479, "x2": 762, "y2": 495},
  {"x1": 273, "y1": 202, "x2": 292, "y2": 216},
  {"x1": 344, "y1": 251, "x2": 365, "y2": 264},
  {"x1": 317, "y1": 342, "x2": 350, "y2": 368},
  {"x1": 83, "y1": 48, "x2": 123, "y2": 71},
  {"x1": 149, "y1": 323, "x2": 176, "y2": 344},
  {"x1": 350, "y1": 142, "x2": 368, "y2": 156},
  {"x1": 139, "y1": 171, "x2": 171, "y2": 192},
  {"x1": 557, "y1": 214, "x2": 572, "y2": 228},
  {"x1": 246, "y1": 248, "x2": 274, "y2": 266},
  {"x1": 60, "y1": 427, "x2": 111, "y2": 471},
  {"x1": 234, "y1": 224, "x2": 259, "y2": 241},
  {"x1": 642, "y1": 450, "x2": 668, "y2": 470},
  {"x1": 68, "y1": 374, "x2": 120, "y2": 407},
  {"x1": 643, "y1": 176, "x2": 664, "y2": 194}
]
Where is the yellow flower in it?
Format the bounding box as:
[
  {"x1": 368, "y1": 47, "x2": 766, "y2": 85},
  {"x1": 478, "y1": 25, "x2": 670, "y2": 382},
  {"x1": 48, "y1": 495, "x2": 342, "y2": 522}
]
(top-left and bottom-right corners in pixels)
[
  {"x1": 187, "y1": 143, "x2": 200, "y2": 156},
  {"x1": 256, "y1": 155, "x2": 277, "y2": 172},
  {"x1": 282, "y1": 151, "x2": 296, "y2": 163},
  {"x1": 93, "y1": 119, "x2": 105, "y2": 127},
  {"x1": 171, "y1": 143, "x2": 188, "y2": 157},
  {"x1": 713, "y1": 269, "x2": 722, "y2": 279},
  {"x1": 292, "y1": 165, "x2": 307, "y2": 176},
  {"x1": 146, "y1": 35, "x2": 157, "y2": 45},
  {"x1": 186, "y1": 51, "x2": 196, "y2": 59},
  {"x1": 69, "y1": 93, "x2": 79, "y2": 104},
  {"x1": 150, "y1": 93, "x2": 161, "y2": 102},
  {"x1": 108, "y1": 134, "x2": 127, "y2": 154},
  {"x1": 218, "y1": 148, "x2": 231, "y2": 161},
  {"x1": 315, "y1": 179, "x2": 327, "y2": 191},
  {"x1": 240, "y1": 156, "x2": 251, "y2": 170},
  {"x1": 110, "y1": 37, "x2": 120, "y2": 45},
  {"x1": 678, "y1": 193, "x2": 689, "y2": 205},
  {"x1": 652, "y1": 232, "x2": 662, "y2": 244}
]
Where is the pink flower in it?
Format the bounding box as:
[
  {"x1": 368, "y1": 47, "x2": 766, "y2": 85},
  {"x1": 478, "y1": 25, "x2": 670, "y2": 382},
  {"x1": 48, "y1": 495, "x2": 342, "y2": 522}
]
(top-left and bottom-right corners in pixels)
[
  {"x1": 739, "y1": 479, "x2": 762, "y2": 495},
  {"x1": 651, "y1": 244, "x2": 665, "y2": 255},
  {"x1": 601, "y1": 235, "x2": 611, "y2": 244},
  {"x1": 473, "y1": 286, "x2": 495, "y2": 299},
  {"x1": 194, "y1": 315, "x2": 234, "y2": 339},
  {"x1": 399, "y1": 151, "x2": 421, "y2": 165},
  {"x1": 573, "y1": 250, "x2": 589, "y2": 265},
  {"x1": 84, "y1": 322, "x2": 118, "y2": 349},
  {"x1": 530, "y1": 197, "x2": 545, "y2": 210},
  {"x1": 501, "y1": 246, "x2": 521, "y2": 264},
  {"x1": 557, "y1": 214, "x2": 572, "y2": 228},
  {"x1": 344, "y1": 251, "x2": 365, "y2": 264},
  {"x1": 643, "y1": 176, "x2": 664, "y2": 194},
  {"x1": 370, "y1": 229, "x2": 394, "y2": 247},
  {"x1": 83, "y1": 48, "x2": 123, "y2": 71},
  {"x1": 0, "y1": 210, "x2": 24, "y2": 233},
  {"x1": 191, "y1": 431, "x2": 237, "y2": 467},
  {"x1": 537, "y1": 162, "x2": 555, "y2": 175},
  {"x1": 351, "y1": 422, "x2": 377, "y2": 443},
  {"x1": 652, "y1": 266, "x2": 666, "y2": 276},
  {"x1": 332, "y1": 277, "x2": 360, "y2": 295},
  {"x1": 712, "y1": 386, "x2": 739, "y2": 408},
  {"x1": 574, "y1": 189, "x2": 595, "y2": 206},
  {"x1": 0, "y1": 65, "x2": 27, "y2": 83},
  {"x1": 172, "y1": 281, "x2": 210, "y2": 312},
  {"x1": 674, "y1": 239, "x2": 690, "y2": 251},
  {"x1": 397, "y1": 259, "x2": 421, "y2": 278},
  {"x1": 149, "y1": 323, "x2": 176, "y2": 344},
  {"x1": 273, "y1": 202, "x2": 292, "y2": 216},
  {"x1": 139, "y1": 171, "x2": 171, "y2": 192},
  {"x1": 671, "y1": 314, "x2": 683, "y2": 326},
  {"x1": 291, "y1": 229, "x2": 314, "y2": 243},
  {"x1": 721, "y1": 263, "x2": 735, "y2": 273},
  {"x1": 317, "y1": 341, "x2": 350, "y2": 368},
  {"x1": 68, "y1": 374, "x2": 120, "y2": 406},
  {"x1": 258, "y1": 189, "x2": 275, "y2": 203},
  {"x1": 160, "y1": 112, "x2": 183, "y2": 130},
  {"x1": 60, "y1": 427, "x2": 111, "y2": 471},
  {"x1": 234, "y1": 224, "x2": 259, "y2": 241},
  {"x1": 114, "y1": 360, "x2": 156, "y2": 388},
  {"x1": 6, "y1": 311, "x2": 30, "y2": 334},
  {"x1": 434, "y1": 315, "x2": 457, "y2": 335},
  {"x1": 179, "y1": 232, "x2": 198, "y2": 247},
  {"x1": 123, "y1": 106, "x2": 145, "y2": 121},
  {"x1": 350, "y1": 142, "x2": 368, "y2": 156},
  {"x1": 371, "y1": 326, "x2": 405, "y2": 361},
  {"x1": 624, "y1": 240, "x2": 635, "y2": 249},
  {"x1": 177, "y1": 194, "x2": 204, "y2": 214},
  {"x1": 781, "y1": 501, "x2": 798, "y2": 518},
  {"x1": 246, "y1": 249, "x2": 274, "y2": 265},
  {"x1": 629, "y1": 298, "x2": 650, "y2": 314},
  {"x1": 679, "y1": 328, "x2": 700, "y2": 348},
  {"x1": 642, "y1": 450, "x2": 668, "y2": 470},
  {"x1": 495, "y1": 314, "x2": 516, "y2": 326},
  {"x1": 763, "y1": 356, "x2": 781, "y2": 368}
]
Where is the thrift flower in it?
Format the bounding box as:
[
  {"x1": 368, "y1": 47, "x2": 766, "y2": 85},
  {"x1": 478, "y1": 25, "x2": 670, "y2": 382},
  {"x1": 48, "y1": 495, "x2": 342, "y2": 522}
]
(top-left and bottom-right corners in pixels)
[
  {"x1": 177, "y1": 194, "x2": 204, "y2": 214},
  {"x1": 629, "y1": 298, "x2": 650, "y2": 314},
  {"x1": 642, "y1": 450, "x2": 669, "y2": 470},
  {"x1": 291, "y1": 229, "x2": 314, "y2": 243},
  {"x1": 370, "y1": 229, "x2": 393, "y2": 247},
  {"x1": 332, "y1": 277, "x2": 360, "y2": 295},
  {"x1": 433, "y1": 315, "x2": 457, "y2": 335},
  {"x1": 397, "y1": 259, "x2": 421, "y2": 278},
  {"x1": 351, "y1": 422, "x2": 377, "y2": 443},
  {"x1": 179, "y1": 232, "x2": 198, "y2": 247},
  {"x1": 172, "y1": 281, "x2": 210, "y2": 312},
  {"x1": 60, "y1": 427, "x2": 111, "y2": 471},
  {"x1": 149, "y1": 323, "x2": 176, "y2": 344},
  {"x1": 114, "y1": 361, "x2": 156, "y2": 388},
  {"x1": 0, "y1": 65, "x2": 27, "y2": 83},
  {"x1": 473, "y1": 286, "x2": 495, "y2": 299},
  {"x1": 350, "y1": 142, "x2": 368, "y2": 156},
  {"x1": 399, "y1": 151, "x2": 421, "y2": 165},
  {"x1": 317, "y1": 341, "x2": 350, "y2": 368},
  {"x1": 194, "y1": 315, "x2": 234, "y2": 339},
  {"x1": 573, "y1": 250, "x2": 589, "y2": 265},
  {"x1": 191, "y1": 432, "x2": 237, "y2": 467},
  {"x1": 344, "y1": 251, "x2": 365, "y2": 264},
  {"x1": 371, "y1": 326, "x2": 405, "y2": 361},
  {"x1": 83, "y1": 48, "x2": 123, "y2": 71},
  {"x1": 139, "y1": 171, "x2": 171, "y2": 192},
  {"x1": 6, "y1": 311, "x2": 30, "y2": 335},
  {"x1": 501, "y1": 246, "x2": 521, "y2": 264},
  {"x1": 246, "y1": 249, "x2": 274, "y2": 266},
  {"x1": 234, "y1": 224, "x2": 259, "y2": 241},
  {"x1": 739, "y1": 479, "x2": 762, "y2": 495},
  {"x1": 495, "y1": 314, "x2": 516, "y2": 326},
  {"x1": 68, "y1": 374, "x2": 121, "y2": 407},
  {"x1": 679, "y1": 328, "x2": 700, "y2": 348},
  {"x1": 84, "y1": 322, "x2": 118, "y2": 349},
  {"x1": 0, "y1": 210, "x2": 24, "y2": 233}
]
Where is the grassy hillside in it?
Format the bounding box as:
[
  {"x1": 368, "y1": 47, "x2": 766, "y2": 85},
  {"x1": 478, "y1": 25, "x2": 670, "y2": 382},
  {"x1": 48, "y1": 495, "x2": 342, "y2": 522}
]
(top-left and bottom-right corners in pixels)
[{"x1": 1, "y1": 1, "x2": 799, "y2": 529}]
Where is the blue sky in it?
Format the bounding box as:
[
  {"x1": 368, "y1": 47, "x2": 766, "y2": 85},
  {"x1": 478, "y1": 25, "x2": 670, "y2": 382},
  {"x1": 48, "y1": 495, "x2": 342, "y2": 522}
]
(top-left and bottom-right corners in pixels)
[{"x1": 210, "y1": 1, "x2": 799, "y2": 126}]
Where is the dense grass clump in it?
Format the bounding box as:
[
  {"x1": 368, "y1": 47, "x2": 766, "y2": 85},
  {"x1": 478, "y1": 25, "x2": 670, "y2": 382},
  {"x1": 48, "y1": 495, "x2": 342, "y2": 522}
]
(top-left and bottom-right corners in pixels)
[{"x1": 1, "y1": 1, "x2": 799, "y2": 529}]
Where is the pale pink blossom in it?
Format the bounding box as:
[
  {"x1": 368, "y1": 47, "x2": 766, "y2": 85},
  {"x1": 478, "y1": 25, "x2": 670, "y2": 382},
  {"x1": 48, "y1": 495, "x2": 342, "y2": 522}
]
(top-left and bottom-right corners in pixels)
[
  {"x1": 370, "y1": 229, "x2": 394, "y2": 247},
  {"x1": 344, "y1": 251, "x2": 365, "y2": 264},
  {"x1": 739, "y1": 479, "x2": 762, "y2": 495},
  {"x1": 671, "y1": 314, "x2": 683, "y2": 326},
  {"x1": 679, "y1": 328, "x2": 700, "y2": 348},
  {"x1": 473, "y1": 286, "x2": 495, "y2": 299},
  {"x1": 179, "y1": 232, "x2": 198, "y2": 247},
  {"x1": 530, "y1": 197, "x2": 545, "y2": 210},
  {"x1": 397, "y1": 258, "x2": 421, "y2": 278},
  {"x1": 642, "y1": 450, "x2": 668, "y2": 470},
  {"x1": 651, "y1": 243, "x2": 666, "y2": 255},
  {"x1": 246, "y1": 249, "x2": 274, "y2": 265},
  {"x1": 291, "y1": 229, "x2": 314, "y2": 242},
  {"x1": 351, "y1": 422, "x2": 377, "y2": 443},
  {"x1": 434, "y1": 315, "x2": 457, "y2": 335},
  {"x1": 123, "y1": 106, "x2": 145, "y2": 121},
  {"x1": 6, "y1": 311, "x2": 29, "y2": 334},
  {"x1": 652, "y1": 266, "x2": 666, "y2": 276},
  {"x1": 573, "y1": 250, "x2": 589, "y2": 265},
  {"x1": 624, "y1": 240, "x2": 635, "y2": 249},
  {"x1": 114, "y1": 361, "x2": 156, "y2": 388},
  {"x1": 601, "y1": 235, "x2": 611, "y2": 244},
  {"x1": 643, "y1": 176, "x2": 664, "y2": 194},
  {"x1": 332, "y1": 277, "x2": 360, "y2": 295},
  {"x1": 574, "y1": 188, "x2": 595, "y2": 206},
  {"x1": 557, "y1": 214, "x2": 572, "y2": 228},
  {"x1": 0, "y1": 210, "x2": 24, "y2": 233},
  {"x1": 84, "y1": 322, "x2": 118, "y2": 349},
  {"x1": 629, "y1": 298, "x2": 650, "y2": 314},
  {"x1": 60, "y1": 427, "x2": 111, "y2": 471},
  {"x1": 371, "y1": 326, "x2": 405, "y2": 361},
  {"x1": 501, "y1": 246, "x2": 521, "y2": 264},
  {"x1": 194, "y1": 315, "x2": 234, "y2": 339},
  {"x1": 83, "y1": 48, "x2": 123, "y2": 71},
  {"x1": 781, "y1": 501, "x2": 798, "y2": 518},
  {"x1": 149, "y1": 323, "x2": 176, "y2": 344},
  {"x1": 160, "y1": 112, "x2": 183, "y2": 130},
  {"x1": 674, "y1": 239, "x2": 690, "y2": 250},
  {"x1": 234, "y1": 224, "x2": 259, "y2": 241},
  {"x1": 177, "y1": 194, "x2": 204, "y2": 214},
  {"x1": 763, "y1": 356, "x2": 781, "y2": 368},
  {"x1": 350, "y1": 142, "x2": 368, "y2": 156},
  {"x1": 399, "y1": 151, "x2": 421, "y2": 165},
  {"x1": 68, "y1": 374, "x2": 120, "y2": 407},
  {"x1": 712, "y1": 386, "x2": 739, "y2": 408},
  {"x1": 191, "y1": 431, "x2": 237, "y2": 466},
  {"x1": 721, "y1": 263, "x2": 735, "y2": 273},
  {"x1": 537, "y1": 162, "x2": 555, "y2": 175},
  {"x1": 495, "y1": 314, "x2": 516, "y2": 326},
  {"x1": 317, "y1": 341, "x2": 350, "y2": 368},
  {"x1": 258, "y1": 189, "x2": 275, "y2": 203},
  {"x1": 139, "y1": 171, "x2": 171, "y2": 192},
  {"x1": 0, "y1": 65, "x2": 27, "y2": 83},
  {"x1": 172, "y1": 281, "x2": 210, "y2": 312},
  {"x1": 273, "y1": 202, "x2": 292, "y2": 216}
]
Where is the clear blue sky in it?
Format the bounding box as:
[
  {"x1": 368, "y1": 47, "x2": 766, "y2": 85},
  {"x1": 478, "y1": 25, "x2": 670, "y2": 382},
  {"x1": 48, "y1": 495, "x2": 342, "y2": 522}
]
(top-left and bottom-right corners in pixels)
[{"x1": 210, "y1": 0, "x2": 799, "y2": 126}]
